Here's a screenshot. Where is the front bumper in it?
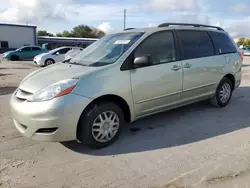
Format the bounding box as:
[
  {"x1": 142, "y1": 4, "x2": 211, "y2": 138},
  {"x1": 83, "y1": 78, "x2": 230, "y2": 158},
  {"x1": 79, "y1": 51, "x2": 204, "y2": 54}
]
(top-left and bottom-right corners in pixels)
[
  {"x1": 10, "y1": 91, "x2": 92, "y2": 142},
  {"x1": 33, "y1": 58, "x2": 45, "y2": 66}
]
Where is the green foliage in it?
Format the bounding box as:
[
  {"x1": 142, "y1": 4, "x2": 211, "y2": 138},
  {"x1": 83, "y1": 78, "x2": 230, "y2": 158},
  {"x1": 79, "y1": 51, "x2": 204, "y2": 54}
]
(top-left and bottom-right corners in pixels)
[
  {"x1": 37, "y1": 30, "x2": 54, "y2": 37},
  {"x1": 38, "y1": 25, "x2": 106, "y2": 39},
  {"x1": 237, "y1": 37, "x2": 250, "y2": 47}
]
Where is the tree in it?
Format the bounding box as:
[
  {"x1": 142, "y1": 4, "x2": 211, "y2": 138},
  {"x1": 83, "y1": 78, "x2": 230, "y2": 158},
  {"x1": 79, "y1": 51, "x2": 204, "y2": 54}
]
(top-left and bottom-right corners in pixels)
[
  {"x1": 37, "y1": 30, "x2": 54, "y2": 37},
  {"x1": 56, "y1": 33, "x2": 63, "y2": 37},
  {"x1": 61, "y1": 30, "x2": 72, "y2": 37},
  {"x1": 56, "y1": 25, "x2": 105, "y2": 38},
  {"x1": 38, "y1": 25, "x2": 105, "y2": 39}
]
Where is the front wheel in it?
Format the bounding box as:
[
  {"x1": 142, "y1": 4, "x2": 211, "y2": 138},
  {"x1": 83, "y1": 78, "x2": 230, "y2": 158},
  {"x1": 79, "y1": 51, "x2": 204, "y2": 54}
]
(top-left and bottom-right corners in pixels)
[
  {"x1": 210, "y1": 77, "x2": 233, "y2": 107},
  {"x1": 77, "y1": 102, "x2": 124, "y2": 149},
  {"x1": 10, "y1": 55, "x2": 19, "y2": 61},
  {"x1": 44, "y1": 59, "x2": 55, "y2": 66}
]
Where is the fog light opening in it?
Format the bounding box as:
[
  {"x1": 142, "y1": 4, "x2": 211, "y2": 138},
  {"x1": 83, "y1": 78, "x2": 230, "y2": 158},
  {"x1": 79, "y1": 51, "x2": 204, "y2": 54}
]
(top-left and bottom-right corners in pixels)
[{"x1": 36, "y1": 128, "x2": 58, "y2": 134}]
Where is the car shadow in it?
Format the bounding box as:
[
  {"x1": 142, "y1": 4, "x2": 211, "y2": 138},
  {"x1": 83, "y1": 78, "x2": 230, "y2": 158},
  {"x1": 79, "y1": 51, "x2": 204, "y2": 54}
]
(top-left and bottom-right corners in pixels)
[
  {"x1": 242, "y1": 64, "x2": 250, "y2": 67},
  {"x1": 0, "y1": 73, "x2": 12, "y2": 76},
  {"x1": 61, "y1": 86, "x2": 250, "y2": 156},
  {"x1": 0, "y1": 67, "x2": 32, "y2": 70},
  {"x1": 0, "y1": 86, "x2": 16, "y2": 96}
]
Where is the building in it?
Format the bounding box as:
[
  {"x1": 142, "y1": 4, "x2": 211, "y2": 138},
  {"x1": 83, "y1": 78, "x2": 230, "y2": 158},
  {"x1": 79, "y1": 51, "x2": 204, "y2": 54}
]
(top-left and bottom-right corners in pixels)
[
  {"x1": 37, "y1": 36, "x2": 98, "y2": 50},
  {"x1": 0, "y1": 23, "x2": 98, "y2": 53},
  {"x1": 0, "y1": 23, "x2": 37, "y2": 51}
]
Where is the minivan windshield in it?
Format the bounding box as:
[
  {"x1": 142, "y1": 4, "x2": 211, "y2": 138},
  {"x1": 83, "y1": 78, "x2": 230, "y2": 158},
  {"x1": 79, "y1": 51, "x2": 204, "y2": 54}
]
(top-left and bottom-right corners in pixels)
[{"x1": 69, "y1": 32, "x2": 144, "y2": 66}]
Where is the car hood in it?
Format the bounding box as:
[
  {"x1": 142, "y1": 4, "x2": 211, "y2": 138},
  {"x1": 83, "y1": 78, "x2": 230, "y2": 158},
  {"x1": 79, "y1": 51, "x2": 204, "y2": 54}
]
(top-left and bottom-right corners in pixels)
[
  {"x1": 19, "y1": 63, "x2": 97, "y2": 93},
  {"x1": 3, "y1": 51, "x2": 15, "y2": 56}
]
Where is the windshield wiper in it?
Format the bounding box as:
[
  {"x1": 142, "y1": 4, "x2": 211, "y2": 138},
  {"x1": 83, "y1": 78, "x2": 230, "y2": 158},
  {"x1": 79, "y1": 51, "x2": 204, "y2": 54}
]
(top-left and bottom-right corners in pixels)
[{"x1": 68, "y1": 61, "x2": 87, "y2": 66}]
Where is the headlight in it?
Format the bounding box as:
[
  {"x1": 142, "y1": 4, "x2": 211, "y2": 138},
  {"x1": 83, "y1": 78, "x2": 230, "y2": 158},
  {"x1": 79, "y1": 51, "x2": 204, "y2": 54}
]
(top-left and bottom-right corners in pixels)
[{"x1": 27, "y1": 79, "x2": 78, "y2": 102}]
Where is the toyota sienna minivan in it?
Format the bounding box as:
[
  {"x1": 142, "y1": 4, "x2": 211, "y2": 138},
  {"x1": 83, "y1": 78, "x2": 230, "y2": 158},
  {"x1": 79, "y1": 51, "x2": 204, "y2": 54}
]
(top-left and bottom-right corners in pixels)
[{"x1": 10, "y1": 23, "x2": 243, "y2": 148}]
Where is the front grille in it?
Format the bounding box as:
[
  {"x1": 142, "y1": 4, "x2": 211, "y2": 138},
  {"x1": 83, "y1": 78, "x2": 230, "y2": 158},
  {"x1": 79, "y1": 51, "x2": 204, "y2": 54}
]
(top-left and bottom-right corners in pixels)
[{"x1": 15, "y1": 89, "x2": 33, "y2": 101}]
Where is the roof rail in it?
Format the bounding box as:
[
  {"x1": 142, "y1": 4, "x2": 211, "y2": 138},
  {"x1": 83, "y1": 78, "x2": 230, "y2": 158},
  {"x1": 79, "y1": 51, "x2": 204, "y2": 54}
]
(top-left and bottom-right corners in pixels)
[
  {"x1": 124, "y1": 28, "x2": 136, "y2": 30},
  {"x1": 158, "y1": 23, "x2": 224, "y2": 31}
]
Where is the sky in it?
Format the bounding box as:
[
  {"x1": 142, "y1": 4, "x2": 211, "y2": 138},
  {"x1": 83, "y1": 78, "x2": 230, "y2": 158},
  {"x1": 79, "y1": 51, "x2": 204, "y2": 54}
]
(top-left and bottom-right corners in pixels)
[{"x1": 0, "y1": 0, "x2": 250, "y2": 37}]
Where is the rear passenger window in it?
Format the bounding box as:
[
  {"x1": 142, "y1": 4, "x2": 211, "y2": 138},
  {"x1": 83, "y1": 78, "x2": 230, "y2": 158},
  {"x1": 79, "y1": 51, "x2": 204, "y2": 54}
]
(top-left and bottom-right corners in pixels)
[
  {"x1": 209, "y1": 32, "x2": 236, "y2": 54},
  {"x1": 177, "y1": 30, "x2": 214, "y2": 60},
  {"x1": 31, "y1": 47, "x2": 41, "y2": 51}
]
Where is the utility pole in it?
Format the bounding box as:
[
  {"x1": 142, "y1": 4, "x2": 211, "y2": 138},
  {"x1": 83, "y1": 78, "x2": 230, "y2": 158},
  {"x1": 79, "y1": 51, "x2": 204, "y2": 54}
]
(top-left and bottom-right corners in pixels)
[{"x1": 123, "y1": 9, "x2": 126, "y2": 30}]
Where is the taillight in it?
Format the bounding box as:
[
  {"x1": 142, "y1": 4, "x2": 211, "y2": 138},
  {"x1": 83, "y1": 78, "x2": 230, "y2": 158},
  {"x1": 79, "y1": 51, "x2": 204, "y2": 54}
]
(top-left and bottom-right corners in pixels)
[{"x1": 238, "y1": 51, "x2": 244, "y2": 61}]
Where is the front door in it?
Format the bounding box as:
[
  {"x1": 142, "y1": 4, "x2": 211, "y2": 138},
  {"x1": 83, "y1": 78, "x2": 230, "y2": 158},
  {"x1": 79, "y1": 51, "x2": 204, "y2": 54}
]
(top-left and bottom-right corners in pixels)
[
  {"x1": 17, "y1": 47, "x2": 31, "y2": 60},
  {"x1": 54, "y1": 48, "x2": 71, "y2": 62},
  {"x1": 130, "y1": 31, "x2": 183, "y2": 117},
  {"x1": 176, "y1": 30, "x2": 221, "y2": 102}
]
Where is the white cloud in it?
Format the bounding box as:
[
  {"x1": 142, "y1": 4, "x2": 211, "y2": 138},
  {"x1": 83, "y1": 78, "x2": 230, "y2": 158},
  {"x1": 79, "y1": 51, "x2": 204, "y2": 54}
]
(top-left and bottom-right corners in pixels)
[
  {"x1": 98, "y1": 22, "x2": 114, "y2": 33},
  {"x1": 0, "y1": 0, "x2": 71, "y2": 24},
  {"x1": 232, "y1": 3, "x2": 249, "y2": 16},
  {"x1": 223, "y1": 17, "x2": 250, "y2": 38},
  {"x1": 143, "y1": 0, "x2": 197, "y2": 11},
  {"x1": 0, "y1": 0, "x2": 134, "y2": 32},
  {"x1": 164, "y1": 12, "x2": 212, "y2": 25}
]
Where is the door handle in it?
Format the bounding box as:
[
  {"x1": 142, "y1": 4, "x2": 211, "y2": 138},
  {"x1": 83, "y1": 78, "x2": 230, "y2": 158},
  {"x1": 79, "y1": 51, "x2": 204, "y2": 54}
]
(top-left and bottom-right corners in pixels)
[
  {"x1": 184, "y1": 63, "x2": 192, "y2": 68},
  {"x1": 172, "y1": 65, "x2": 181, "y2": 71}
]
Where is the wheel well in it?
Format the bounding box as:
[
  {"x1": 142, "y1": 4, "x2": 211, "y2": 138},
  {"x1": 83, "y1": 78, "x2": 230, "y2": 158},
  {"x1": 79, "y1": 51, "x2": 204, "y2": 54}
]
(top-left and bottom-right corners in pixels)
[
  {"x1": 83, "y1": 95, "x2": 131, "y2": 123},
  {"x1": 76, "y1": 94, "x2": 131, "y2": 140},
  {"x1": 224, "y1": 74, "x2": 235, "y2": 90},
  {"x1": 45, "y1": 58, "x2": 55, "y2": 62}
]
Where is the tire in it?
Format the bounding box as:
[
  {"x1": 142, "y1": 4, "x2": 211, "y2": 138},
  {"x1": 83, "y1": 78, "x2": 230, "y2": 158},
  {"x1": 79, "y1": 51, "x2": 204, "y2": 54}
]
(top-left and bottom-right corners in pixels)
[
  {"x1": 77, "y1": 102, "x2": 125, "y2": 149},
  {"x1": 210, "y1": 77, "x2": 233, "y2": 107},
  {"x1": 44, "y1": 59, "x2": 55, "y2": 66},
  {"x1": 10, "y1": 55, "x2": 19, "y2": 61}
]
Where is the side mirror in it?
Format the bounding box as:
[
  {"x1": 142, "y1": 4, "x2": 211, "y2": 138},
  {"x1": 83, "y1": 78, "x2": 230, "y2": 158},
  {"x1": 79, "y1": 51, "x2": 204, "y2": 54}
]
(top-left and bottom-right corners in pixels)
[
  {"x1": 56, "y1": 52, "x2": 60, "y2": 55},
  {"x1": 133, "y1": 55, "x2": 152, "y2": 68}
]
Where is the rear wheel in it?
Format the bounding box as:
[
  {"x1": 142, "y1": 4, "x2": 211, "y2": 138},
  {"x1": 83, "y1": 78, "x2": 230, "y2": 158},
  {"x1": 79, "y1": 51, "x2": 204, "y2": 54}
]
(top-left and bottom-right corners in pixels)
[
  {"x1": 210, "y1": 77, "x2": 233, "y2": 107},
  {"x1": 44, "y1": 59, "x2": 55, "y2": 66},
  {"x1": 77, "y1": 102, "x2": 124, "y2": 149},
  {"x1": 10, "y1": 55, "x2": 19, "y2": 61}
]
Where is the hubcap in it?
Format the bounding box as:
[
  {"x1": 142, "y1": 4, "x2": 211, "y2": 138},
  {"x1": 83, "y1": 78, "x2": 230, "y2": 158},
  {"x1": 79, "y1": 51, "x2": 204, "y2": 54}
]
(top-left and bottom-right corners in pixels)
[
  {"x1": 219, "y1": 83, "x2": 231, "y2": 103},
  {"x1": 92, "y1": 111, "x2": 120, "y2": 143},
  {"x1": 46, "y1": 60, "x2": 53, "y2": 65}
]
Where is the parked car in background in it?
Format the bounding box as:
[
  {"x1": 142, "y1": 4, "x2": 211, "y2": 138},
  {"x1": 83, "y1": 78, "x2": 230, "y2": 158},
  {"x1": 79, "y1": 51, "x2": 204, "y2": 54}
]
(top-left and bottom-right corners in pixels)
[
  {"x1": 3, "y1": 46, "x2": 48, "y2": 61},
  {"x1": 64, "y1": 47, "x2": 84, "y2": 60},
  {"x1": 242, "y1": 47, "x2": 250, "y2": 56},
  {"x1": 10, "y1": 23, "x2": 242, "y2": 149},
  {"x1": 34, "y1": 46, "x2": 74, "y2": 67}
]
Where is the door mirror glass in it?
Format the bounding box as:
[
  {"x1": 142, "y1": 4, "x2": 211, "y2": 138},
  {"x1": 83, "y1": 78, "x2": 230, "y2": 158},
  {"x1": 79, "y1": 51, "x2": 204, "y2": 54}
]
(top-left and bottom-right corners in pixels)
[{"x1": 133, "y1": 55, "x2": 152, "y2": 67}]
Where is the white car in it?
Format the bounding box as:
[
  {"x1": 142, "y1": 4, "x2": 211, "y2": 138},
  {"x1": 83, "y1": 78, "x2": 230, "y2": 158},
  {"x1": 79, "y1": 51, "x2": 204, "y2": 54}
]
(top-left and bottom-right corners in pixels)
[{"x1": 34, "y1": 46, "x2": 76, "y2": 67}]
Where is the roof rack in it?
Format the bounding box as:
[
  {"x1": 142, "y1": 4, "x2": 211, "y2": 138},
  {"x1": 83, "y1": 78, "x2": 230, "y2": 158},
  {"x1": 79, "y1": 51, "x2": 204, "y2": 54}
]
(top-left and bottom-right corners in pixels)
[
  {"x1": 124, "y1": 28, "x2": 136, "y2": 30},
  {"x1": 158, "y1": 23, "x2": 224, "y2": 31}
]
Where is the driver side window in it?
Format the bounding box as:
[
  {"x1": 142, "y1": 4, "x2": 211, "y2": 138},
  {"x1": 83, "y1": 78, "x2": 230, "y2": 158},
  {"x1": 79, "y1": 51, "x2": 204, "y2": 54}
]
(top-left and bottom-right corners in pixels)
[
  {"x1": 20, "y1": 47, "x2": 31, "y2": 52},
  {"x1": 134, "y1": 31, "x2": 176, "y2": 65}
]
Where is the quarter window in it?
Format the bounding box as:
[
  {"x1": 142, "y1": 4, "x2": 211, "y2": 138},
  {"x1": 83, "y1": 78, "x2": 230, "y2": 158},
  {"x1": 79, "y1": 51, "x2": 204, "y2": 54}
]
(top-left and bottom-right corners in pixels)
[
  {"x1": 209, "y1": 32, "x2": 237, "y2": 54},
  {"x1": 177, "y1": 30, "x2": 214, "y2": 60},
  {"x1": 135, "y1": 31, "x2": 176, "y2": 65}
]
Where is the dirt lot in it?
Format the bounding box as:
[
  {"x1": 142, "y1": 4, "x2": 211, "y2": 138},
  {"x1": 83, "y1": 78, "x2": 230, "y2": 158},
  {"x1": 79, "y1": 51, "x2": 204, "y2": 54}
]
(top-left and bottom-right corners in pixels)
[{"x1": 1, "y1": 59, "x2": 250, "y2": 188}]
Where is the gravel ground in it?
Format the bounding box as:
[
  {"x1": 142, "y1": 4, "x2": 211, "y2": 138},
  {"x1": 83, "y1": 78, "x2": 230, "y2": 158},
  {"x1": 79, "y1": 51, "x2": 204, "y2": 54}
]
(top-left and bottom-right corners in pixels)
[{"x1": 1, "y1": 59, "x2": 250, "y2": 188}]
